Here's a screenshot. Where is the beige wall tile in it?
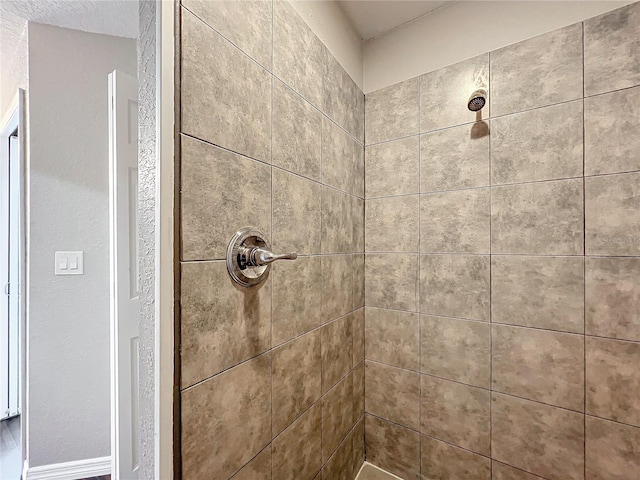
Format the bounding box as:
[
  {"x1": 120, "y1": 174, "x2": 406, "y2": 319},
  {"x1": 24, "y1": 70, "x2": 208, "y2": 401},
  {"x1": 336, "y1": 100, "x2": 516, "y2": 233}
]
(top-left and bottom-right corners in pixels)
[
  {"x1": 492, "y1": 325, "x2": 585, "y2": 411},
  {"x1": 322, "y1": 117, "x2": 362, "y2": 195},
  {"x1": 181, "y1": 261, "x2": 271, "y2": 388},
  {"x1": 366, "y1": 136, "x2": 419, "y2": 198},
  {"x1": 420, "y1": 54, "x2": 489, "y2": 132},
  {"x1": 586, "y1": 337, "x2": 640, "y2": 427},
  {"x1": 365, "y1": 79, "x2": 419, "y2": 145},
  {"x1": 491, "y1": 100, "x2": 583, "y2": 184},
  {"x1": 585, "y1": 86, "x2": 640, "y2": 176},
  {"x1": 492, "y1": 179, "x2": 584, "y2": 255},
  {"x1": 586, "y1": 416, "x2": 640, "y2": 480},
  {"x1": 232, "y1": 447, "x2": 271, "y2": 480},
  {"x1": 366, "y1": 195, "x2": 419, "y2": 253},
  {"x1": 365, "y1": 361, "x2": 420, "y2": 430},
  {"x1": 273, "y1": 168, "x2": 321, "y2": 255},
  {"x1": 352, "y1": 196, "x2": 365, "y2": 252},
  {"x1": 272, "y1": 79, "x2": 322, "y2": 181},
  {"x1": 352, "y1": 308, "x2": 365, "y2": 368},
  {"x1": 322, "y1": 315, "x2": 353, "y2": 393},
  {"x1": 352, "y1": 420, "x2": 365, "y2": 479},
  {"x1": 272, "y1": 330, "x2": 322, "y2": 435},
  {"x1": 492, "y1": 393, "x2": 585, "y2": 480},
  {"x1": 322, "y1": 427, "x2": 353, "y2": 480},
  {"x1": 182, "y1": 354, "x2": 271, "y2": 479},
  {"x1": 321, "y1": 255, "x2": 353, "y2": 323},
  {"x1": 272, "y1": 402, "x2": 322, "y2": 480},
  {"x1": 322, "y1": 186, "x2": 354, "y2": 254},
  {"x1": 181, "y1": 11, "x2": 271, "y2": 162},
  {"x1": 586, "y1": 172, "x2": 640, "y2": 256},
  {"x1": 492, "y1": 256, "x2": 585, "y2": 333},
  {"x1": 420, "y1": 189, "x2": 490, "y2": 254},
  {"x1": 491, "y1": 24, "x2": 583, "y2": 116},
  {"x1": 420, "y1": 255, "x2": 490, "y2": 321},
  {"x1": 420, "y1": 124, "x2": 490, "y2": 192},
  {"x1": 353, "y1": 362, "x2": 365, "y2": 423},
  {"x1": 421, "y1": 315, "x2": 491, "y2": 388},
  {"x1": 421, "y1": 376, "x2": 491, "y2": 456},
  {"x1": 353, "y1": 255, "x2": 365, "y2": 310},
  {"x1": 365, "y1": 414, "x2": 420, "y2": 480},
  {"x1": 322, "y1": 372, "x2": 355, "y2": 461},
  {"x1": 492, "y1": 461, "x2": 545, "y2": 480},
  {"x1": 273, "y1": 0, "x2": 325, "y2": 109},
  {"x1": 421, "y1": 435, "x2": 491, "y2": 480},
  {"x1": 180, "y1": 135, "x2": 271, "y2": 261},
  {"x1": 365, "y1": 307, "x2": 420, "y2": 371},
  {"x1": 324, "y1": 52, "x2": 365, "y2": 142},
  {"x1": 586, "y1": 257, "x2": 640, "y2": 342},
  {"x1": 584, "y1": 2, "x2": 640, "y2": 96},
  {"x1": 272, "y1": 256, "x2": 322, "y2": 346},
  {"x1": 182, "y1": 0, "x2": 272, "y2": 69},
  {"x1": 365, "y1": 254, "x2": 418, "y2": 311}
]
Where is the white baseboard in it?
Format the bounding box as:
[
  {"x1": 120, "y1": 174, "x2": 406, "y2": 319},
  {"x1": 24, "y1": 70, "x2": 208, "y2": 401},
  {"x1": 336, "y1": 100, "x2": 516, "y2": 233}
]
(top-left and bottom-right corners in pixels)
[{"x1": 24, "y1": 456, "x2": 111, "y2": 480}]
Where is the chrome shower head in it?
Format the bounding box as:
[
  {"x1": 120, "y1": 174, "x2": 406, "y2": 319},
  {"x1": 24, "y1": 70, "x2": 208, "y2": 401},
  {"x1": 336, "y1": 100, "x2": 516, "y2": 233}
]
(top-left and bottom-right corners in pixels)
[{"x1": 467, "y1": 89, "x2": 487, "y2": 112}]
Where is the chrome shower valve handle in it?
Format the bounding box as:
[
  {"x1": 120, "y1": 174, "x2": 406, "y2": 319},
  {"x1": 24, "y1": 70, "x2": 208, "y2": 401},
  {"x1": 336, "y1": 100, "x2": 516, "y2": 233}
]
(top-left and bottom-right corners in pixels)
[{"x1": 227, "y1": 227, "x2": 297, "y2": 287}]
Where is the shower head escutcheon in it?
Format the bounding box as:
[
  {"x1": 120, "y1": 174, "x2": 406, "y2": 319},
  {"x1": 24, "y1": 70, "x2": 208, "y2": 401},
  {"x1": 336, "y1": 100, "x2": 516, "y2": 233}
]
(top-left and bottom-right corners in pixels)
[{"x1": 467, "y1": 89, "x2": 487, "y2": 112}]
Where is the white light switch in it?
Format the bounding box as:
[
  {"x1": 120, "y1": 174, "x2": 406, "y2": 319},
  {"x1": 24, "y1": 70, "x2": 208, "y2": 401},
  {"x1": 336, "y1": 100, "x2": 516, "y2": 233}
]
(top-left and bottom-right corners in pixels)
[{"x1": 55, "y1": 251, "x2": 84, "y2": 275}]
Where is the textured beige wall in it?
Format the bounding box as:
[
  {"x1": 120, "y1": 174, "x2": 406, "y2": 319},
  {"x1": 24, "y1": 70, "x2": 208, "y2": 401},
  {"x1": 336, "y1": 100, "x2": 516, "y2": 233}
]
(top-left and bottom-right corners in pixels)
[
  {"x1": 363, "y1": 3, "x2": 640, "y2": 479},
  {"x1": 363, "y1": 0, "x2": 635, "y2": 93},
  {"x1": 177, "y1": 1, "x2": 365, "y2": 478}
]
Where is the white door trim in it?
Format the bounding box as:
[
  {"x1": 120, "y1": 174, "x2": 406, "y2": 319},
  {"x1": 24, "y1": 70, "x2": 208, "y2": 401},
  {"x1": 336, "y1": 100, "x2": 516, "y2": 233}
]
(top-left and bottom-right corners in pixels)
[{"x1": 24, "y1": 456, "x2": 111, "y2": 480}]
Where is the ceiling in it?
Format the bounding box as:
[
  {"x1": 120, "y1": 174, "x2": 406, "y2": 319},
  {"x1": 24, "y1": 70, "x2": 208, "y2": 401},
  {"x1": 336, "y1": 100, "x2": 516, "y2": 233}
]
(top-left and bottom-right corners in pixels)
[{"x1": 338, "y1": 0, "x2": 452, "y2": 40}]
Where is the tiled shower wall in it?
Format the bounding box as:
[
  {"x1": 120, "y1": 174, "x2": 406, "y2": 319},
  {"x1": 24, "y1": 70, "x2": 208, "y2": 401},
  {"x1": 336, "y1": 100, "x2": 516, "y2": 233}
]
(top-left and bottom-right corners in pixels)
[
  {"x1": 177, "y1": 1, "x2": 365, "y2": 479},
  {"x1": 363, "y1": 3, "x2": 640, "y2": 480}
]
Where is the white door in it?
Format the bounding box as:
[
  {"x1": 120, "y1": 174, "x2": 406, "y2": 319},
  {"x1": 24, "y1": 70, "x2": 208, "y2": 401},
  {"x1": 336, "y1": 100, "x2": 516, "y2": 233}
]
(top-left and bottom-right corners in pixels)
[{"x1": 109, "y1": 70, "x2": 140, "y2": 480}]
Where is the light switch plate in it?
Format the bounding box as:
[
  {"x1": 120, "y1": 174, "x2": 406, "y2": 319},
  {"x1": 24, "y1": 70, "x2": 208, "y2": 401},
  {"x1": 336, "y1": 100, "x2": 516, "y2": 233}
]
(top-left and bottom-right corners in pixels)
[{"x1": 55, "y1": 251, "x2": 84, "y2": 275}]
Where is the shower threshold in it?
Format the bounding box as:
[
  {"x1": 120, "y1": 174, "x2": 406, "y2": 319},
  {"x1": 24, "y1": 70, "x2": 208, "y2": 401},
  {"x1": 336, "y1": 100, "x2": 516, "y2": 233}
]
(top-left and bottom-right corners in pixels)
[{"x1": 355, "y1": 462, "x2": 404, "y2": 480}]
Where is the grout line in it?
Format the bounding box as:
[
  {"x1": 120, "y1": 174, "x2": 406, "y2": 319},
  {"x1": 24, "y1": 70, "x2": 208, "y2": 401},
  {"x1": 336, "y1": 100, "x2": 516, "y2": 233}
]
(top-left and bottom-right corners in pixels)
[
  {"x1": 488, "y1": 46, "x2": 494, "y2": 473},
  {"x1": 582, "y1": 20, "x2": 588, "y2": 480},
  {"x1": 417, "y1": 76, "x2": 423, "y2": 479}
]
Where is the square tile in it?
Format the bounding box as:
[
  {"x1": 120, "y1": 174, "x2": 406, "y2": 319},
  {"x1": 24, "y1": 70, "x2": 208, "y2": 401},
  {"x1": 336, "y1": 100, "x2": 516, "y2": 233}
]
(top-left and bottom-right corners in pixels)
[
  {"x1": 181, "y1": 354, "x2": 271, "y2": 479},
  {"x1": 321, "y1": 255, "x2": 353, "y2": 323},
  {"x1": 365, "y1": 361, "x2": 420, "y2": 430},
  {"x1": 420, "y1": 189, "x2": 490, "y2": 254},
  {"x1": 322, "y1": 372, "x2": 355, "y2": 461},
  {"x1": 492, "y1": 393, "x2": 585, "y2": 480},
  {"x1": 586, "y1": 172, "x2": 640, "y2": 256},
  {"x1": 181, "y1": 261, "x2": 271, "y2": 388},
  {"x1": 322, "y1": 117, "x2": 362, "y2": 195},
  {"x1": 273, "y1": 168, "x2": 321, "y2": 255},
  {"x1": 492, "y1": 179, "x2": 584, "y2": 255},
  {"x1": 585, "y1": 86, "x2": 640, "y2": 176},
  {"x1": 365, "y1": 307, "x2": 420, "y2": 370},
  {"x1": 586, "y1": 257, "x2": 640, "y2": 342},
  {"x1": 272, "y1": 330, "x2": 322, "y2": 435},
  {"x1": 232, "y1": 446, "x2": 271, "y2": 480},
  {"x1": 181, "y1": 11, "x2": 271, "y2": 162},
  {"x1": 420, "y1": 376, "x2": 491, "y2": 456},
  {"x1": 419, "y1": 254, "x2": 490, "y2": 321},
  {"x1": 490, "y1": 23, "x2": 583, "y2": 116},
  {"x1": 420, "y1": 124, "x2": 490, "y2": 192},
  {"x1": 322, "y1": 315, "x2": 353, "y2": 393},
  {"x1": 182, "y1": 0, "x2": 272, "y2": 69},
  {"x1": 365, "y1": 79, "x2": 419, "y2": 145},
  {"x1": 272, "y1": 79, "x2": 322, "y2": 181},
  {"x1": 365, "y1": 254, "x2": 418, "y2": 312},
  {"x1": 492, "y1": 325, "x2": 585, "y2": 411},
  {"x1": 366, "y1": 136, "x2": 419, "y2": 198},
  {"x1": 491, "y1": 256, "x2": 585, "y2": 333},
  {"x1": 420, "y1": 435, "x2": 491, "y2": 480},
  {"x1": 366, "y1": 196, "x2": 419, "y2": 253},
  {"x1": 491, "y1": 100, "x2": 583, "y2": 184},
  {"x1": 421, "y1": 315, "x2": 490, "y2": 388},
  {"x1": 586, "y1": 416, "x2": 640, "y2": 480},
  {"x1": 584, "y1": 2, "x2": 640, "y2": 96},
  {"x1": 322, "y1": 186, "x2": 354, "y2": 254},
  {"x1": 180, "y1": 135, "x2": 271, "y2": 261},
  {"x1": 273, "y1": 0, "x2": 326, "y2": 108},
  {"x1": 420, "y1": 54, "x2": 489, "y2": 132},
  {"x1": 586, "y1": 336, "x2": 640, "y2": 427},
  {"x1": 365, "y1": 415, "x2": 420, "y2": 480},
  {"x1": 272, "y1": 256, "x2": 322, "y2": 346},
  {"x1": 272, "y1": 402, "x2": 322, "y2": 480}
]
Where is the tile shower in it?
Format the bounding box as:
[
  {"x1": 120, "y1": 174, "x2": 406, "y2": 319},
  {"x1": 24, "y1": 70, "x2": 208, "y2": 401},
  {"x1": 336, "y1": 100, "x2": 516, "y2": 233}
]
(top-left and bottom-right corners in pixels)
[{"x1": 175, "y1": 1, "x2": 640, "y2": 480}]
